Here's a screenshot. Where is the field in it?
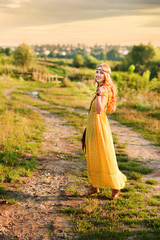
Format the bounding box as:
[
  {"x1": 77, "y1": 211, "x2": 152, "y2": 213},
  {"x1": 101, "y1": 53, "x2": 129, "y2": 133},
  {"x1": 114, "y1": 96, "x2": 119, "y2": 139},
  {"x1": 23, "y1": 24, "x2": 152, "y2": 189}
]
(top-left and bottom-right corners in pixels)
[{"x1": 0, "y1": 59, "x2": 159, "y2": 239}]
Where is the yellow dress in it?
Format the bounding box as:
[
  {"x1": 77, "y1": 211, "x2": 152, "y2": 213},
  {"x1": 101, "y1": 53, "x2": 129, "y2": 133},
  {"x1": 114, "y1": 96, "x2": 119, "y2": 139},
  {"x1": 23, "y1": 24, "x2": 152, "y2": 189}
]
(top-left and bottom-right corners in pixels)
[{"x1": 85, "y1": 88, "x2": 127, "y2": 189}]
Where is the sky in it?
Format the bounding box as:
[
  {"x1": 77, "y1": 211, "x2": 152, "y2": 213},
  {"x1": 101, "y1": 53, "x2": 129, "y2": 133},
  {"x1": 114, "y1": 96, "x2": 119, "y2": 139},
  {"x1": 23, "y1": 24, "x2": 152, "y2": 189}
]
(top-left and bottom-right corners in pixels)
[{"x1": 0, "y1": 0, "x2": 160, "y2": 47}]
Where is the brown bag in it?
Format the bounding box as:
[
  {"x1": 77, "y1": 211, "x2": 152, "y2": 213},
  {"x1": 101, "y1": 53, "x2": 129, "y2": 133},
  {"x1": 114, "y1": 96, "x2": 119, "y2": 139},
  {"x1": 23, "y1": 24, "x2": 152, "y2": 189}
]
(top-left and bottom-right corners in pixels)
[{"x1": 81, "y1": 127, "x2": 86, "y2": 152}]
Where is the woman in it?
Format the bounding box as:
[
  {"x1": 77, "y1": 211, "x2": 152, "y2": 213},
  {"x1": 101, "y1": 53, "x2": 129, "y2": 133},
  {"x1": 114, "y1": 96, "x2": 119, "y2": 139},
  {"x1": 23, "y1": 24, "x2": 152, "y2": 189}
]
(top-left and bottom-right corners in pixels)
[{"x1": 82, "y1": 63, "x2": 127, "y2": 200}]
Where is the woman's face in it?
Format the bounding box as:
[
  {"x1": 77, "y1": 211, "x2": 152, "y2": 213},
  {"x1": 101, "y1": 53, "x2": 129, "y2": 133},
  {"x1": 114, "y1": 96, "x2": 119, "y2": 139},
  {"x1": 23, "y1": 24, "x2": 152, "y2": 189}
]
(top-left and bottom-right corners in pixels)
[{"x1": 95, "y1": 67, "x2": 105, "y2": 83}]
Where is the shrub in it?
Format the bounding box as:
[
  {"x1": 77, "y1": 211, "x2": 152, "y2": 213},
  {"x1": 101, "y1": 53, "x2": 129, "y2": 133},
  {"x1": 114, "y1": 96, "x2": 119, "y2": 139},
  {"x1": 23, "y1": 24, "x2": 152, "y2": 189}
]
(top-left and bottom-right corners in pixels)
[
  {"x1": 84, "y1": 55, "x2": 98, "y2": 69},
  {"x1": 12, "y1": 43, "x2": 35, "y2": 72},
  {"x1": 73, "y1": 54, "x2": 84, "y2": 68},
  {"x1": 128, "y1": 64, "x2": 135, "y2": 74},
  {"x1": 61, "y1": 76, "x2": 72, "y2": 87},
  {"x1": 142, "y1": 70, "x2": 151, "y2": 89},
  {"x1": 149, "y1": 77, "x2": 160, "y2": 93}
]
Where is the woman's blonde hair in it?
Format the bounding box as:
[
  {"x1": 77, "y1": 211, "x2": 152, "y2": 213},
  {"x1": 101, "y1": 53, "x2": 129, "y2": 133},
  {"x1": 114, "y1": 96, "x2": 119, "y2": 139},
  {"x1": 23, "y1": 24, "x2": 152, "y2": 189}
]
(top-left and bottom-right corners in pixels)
[{"x1": 94, "y1": 63, "x2": 117, "y2": 112}]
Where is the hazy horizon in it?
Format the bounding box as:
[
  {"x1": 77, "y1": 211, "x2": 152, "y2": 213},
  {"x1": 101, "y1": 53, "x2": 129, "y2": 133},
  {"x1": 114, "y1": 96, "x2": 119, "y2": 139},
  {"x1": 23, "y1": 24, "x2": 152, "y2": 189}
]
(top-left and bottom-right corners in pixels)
[{"x1": 0, "y1": 0, "x2": 160, "y2": 47}]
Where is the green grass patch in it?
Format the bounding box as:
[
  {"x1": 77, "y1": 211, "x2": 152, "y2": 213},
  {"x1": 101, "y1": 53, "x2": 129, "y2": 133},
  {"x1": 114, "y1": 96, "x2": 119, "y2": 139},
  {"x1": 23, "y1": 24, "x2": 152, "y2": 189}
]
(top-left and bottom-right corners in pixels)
[
  {"x1": 146, "y1": 179, "x2": 158, "y2": 185},
  {"x1": 0, "y1": 185, "x2": 7, "y2": 195},
  {"x1": 0, "y1": 184, "x2": 18, "y2": 204},
  {"x1": 148, "y1": 198, "x2": 160, "y2": 207},
  {"x1": 0, "y1": 80, "x2": 45, "y2": 184},
  {"x1": 58, "y1": 136, "x2": 158, "y2": 239},
  {"x1": 111, "y1": 106, "x2": 160, "y2": 146},
  {"x1": 118, "y1": 160, "x2": 152, "y2": 175}
]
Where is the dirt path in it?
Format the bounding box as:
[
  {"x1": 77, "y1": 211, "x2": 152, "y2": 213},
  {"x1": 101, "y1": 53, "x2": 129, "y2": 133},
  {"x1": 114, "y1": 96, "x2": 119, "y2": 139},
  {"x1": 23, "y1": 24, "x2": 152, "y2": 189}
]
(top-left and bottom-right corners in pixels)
[
  {"x1": 1, "y1": 87, "x2": 84, "y2": 239},
  {"x1": 0, "y1": 86, "x2": 160, "y2": 239}
]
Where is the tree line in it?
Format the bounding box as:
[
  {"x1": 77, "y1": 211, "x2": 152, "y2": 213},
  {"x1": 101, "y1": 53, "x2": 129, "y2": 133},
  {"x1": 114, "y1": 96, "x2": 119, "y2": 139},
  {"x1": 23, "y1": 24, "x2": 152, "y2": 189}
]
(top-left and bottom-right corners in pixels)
[
  {"x1": 0, "y1": 42, "x2": 159, "y2": 79},
  {"x1": 0, "y1": 43, "x2": 127, "y2": 61}
]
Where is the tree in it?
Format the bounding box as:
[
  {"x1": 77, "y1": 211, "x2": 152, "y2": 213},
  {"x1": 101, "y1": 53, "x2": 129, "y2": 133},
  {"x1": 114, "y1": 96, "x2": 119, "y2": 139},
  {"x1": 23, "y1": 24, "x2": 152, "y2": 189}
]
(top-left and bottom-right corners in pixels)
[
  {"x1": 120, "y1": 43, "x2": 156, "y2": 74},
  {"x1": 107, "y1": 48, "x2": 123, "y2": 61},
  {"x1": 100, "y1": 49, "x2": 106, "y2": 60},
  {"x1": 129, "y1": 43, "x2": 155, "y2": 66},
  {"x1": 12, "y1": 43, "x2": 35, "y2": 72},
  {"x1": 5, "y1": 47, "x2": 13, "y2": 56},
  {"x1": 73, "y1": 54, "x2": 84, "y2": 68},
  {"x1": 0, "y1": 47, "x2": 4, "y2": 54},
  {"x1": 149, "y1": 59, "x2": 160, "y2": 79},
  {"x1": 84, "y1": 55, "x2": 98, "y2": 69}
]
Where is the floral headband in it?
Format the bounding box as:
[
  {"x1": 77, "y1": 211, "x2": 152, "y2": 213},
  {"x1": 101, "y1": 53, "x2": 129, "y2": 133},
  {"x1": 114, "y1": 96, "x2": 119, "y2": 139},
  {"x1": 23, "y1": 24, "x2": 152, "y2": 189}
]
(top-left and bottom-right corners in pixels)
[{"x1": 97, "y1": 64, "x2": 111, "y2": 75}]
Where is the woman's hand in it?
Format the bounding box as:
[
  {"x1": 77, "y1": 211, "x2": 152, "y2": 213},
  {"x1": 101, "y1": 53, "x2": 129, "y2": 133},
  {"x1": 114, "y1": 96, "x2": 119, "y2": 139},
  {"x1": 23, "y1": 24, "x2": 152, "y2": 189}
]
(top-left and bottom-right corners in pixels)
[
  {"x1": 98, "y1": 86, "x2": 106, "y2": 94},
  {"x1": 96, "y1": 86, "x2": 106, "y2": 96}
]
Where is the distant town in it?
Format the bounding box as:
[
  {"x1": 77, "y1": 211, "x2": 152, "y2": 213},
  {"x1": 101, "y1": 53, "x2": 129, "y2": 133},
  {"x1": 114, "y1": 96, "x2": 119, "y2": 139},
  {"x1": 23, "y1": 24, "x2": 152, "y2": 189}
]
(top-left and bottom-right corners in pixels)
[
  {"x1": 0, "y1": 43, "x2": 132, "y2": 61},
  {"x1": 33, "y1": 43, "x2": 130, "y2": 61}
]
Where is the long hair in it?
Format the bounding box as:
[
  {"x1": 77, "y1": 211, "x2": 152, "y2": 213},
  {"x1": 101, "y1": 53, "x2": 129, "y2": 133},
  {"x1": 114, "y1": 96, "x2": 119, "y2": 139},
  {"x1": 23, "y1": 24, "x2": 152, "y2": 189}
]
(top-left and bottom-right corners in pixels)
[{"x1": 94, "y1": 63, "x2": 117, "y2": 112}]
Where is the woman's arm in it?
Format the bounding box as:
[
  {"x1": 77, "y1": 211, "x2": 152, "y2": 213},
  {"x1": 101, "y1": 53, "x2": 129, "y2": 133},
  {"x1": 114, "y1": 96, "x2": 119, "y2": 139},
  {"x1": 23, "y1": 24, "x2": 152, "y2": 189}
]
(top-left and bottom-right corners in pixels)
[{"x1": 95, "y1": 95, "x2": 107, "y2": 114}]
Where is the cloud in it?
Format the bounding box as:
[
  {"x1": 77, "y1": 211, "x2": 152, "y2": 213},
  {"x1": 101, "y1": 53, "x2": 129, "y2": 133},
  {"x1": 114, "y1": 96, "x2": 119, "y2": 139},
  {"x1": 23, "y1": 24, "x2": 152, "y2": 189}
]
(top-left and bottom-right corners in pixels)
[
  {"x1": 1, "y1": 14, "x2": 159, "y2": 47},
  {"x1": 0, "y1": 0, "x2": 160, "y2": 25},
  {"x1": 0, "y1": 0, "x2": 159, "y2": 46},
  {"x1": 0, "y1": 0, "x2": 31, "y2": 9}
]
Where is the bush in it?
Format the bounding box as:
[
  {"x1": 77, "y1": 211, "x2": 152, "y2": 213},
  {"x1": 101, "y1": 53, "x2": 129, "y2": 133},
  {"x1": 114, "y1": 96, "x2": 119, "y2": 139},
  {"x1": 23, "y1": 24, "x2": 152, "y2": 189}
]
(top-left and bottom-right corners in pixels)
[
  {"x1": 84, "y1": 55, "x2": 98, "y2": 69},
  {"x1": 128, "y1": 64, "x2": 135, "y2": 74},
  {"x1": 142, "y1": 70, "x2": 151, "y2": 89},
  {"x1": 61, "y1": 76, "x2": 72, "y2": 87},
  {"x1": 149, "y1": 59, "x2": 160, "y2": 79},
  {"x1": 149, "y1": 78, "x2": 160, "y2": 93},
  {"x1": 112, "y1": 73, "x2": 127, "y2": 99},
  {"x1": 73, "y1": 54, "x2": 84, "y2": 68},
  {"x1": 12, "y1": 43, "x2": 35, "y2": 72}
]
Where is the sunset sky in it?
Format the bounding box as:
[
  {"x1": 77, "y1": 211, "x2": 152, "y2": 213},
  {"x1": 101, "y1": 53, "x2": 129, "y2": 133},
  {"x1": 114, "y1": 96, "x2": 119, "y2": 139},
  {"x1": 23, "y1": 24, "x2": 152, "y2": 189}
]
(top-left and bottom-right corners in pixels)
[{"x1": 0, "y1": 0, "x2": 160, "y2": 47}]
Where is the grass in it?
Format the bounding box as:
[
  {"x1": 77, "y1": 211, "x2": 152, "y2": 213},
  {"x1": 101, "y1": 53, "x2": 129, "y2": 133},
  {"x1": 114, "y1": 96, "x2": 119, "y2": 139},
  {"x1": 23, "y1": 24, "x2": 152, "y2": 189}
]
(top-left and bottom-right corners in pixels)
[
  {"x1": 0, "y1": 78, "x2": 45, "y2": 203},
  {"x1": 146, "y1": 179, "x2": 158, "y2": 185},
  {"x1": 6, "y1": 59, "x2": 160, "y2": 146},
  {"x1": 38, "y1": 81, "x2": 94, "y2": 110},
  {"x1": 118, "y1": 161, "x2": 152, "y2": 174},
  {"x1": 0, "y1": 185, "x2": 7, "y2": 195},
  {"x1": 3, "y1": 56, "x2": 160, "y2": 133},
  {"x1": 50, "y1": 138, "x2": 159, "y2": 239},
  {"x1": 111, "y1": 107, "x2": 160, "y2": 146},
  {"x1": 12, "y1": 87, "x2": 88, "y2": 132},
  {"x1": 55, "y1": 137, "x2": 160, "y2": 240},
  {"x1": 0, "y1": 65, "x2": 159, "y2": 238},
  {"x1": 60, "y1": 146, "x2": 160, "y2": 239},
  {"x1": 13, "y1": 71, "x2": 160, "y2": 147},
  {"x1": 11, "y1": 78, "x2": 159, "y2": 150},
  {"x1": 0, "y1": 185, "x2": 18, "y2": 204},
  {"x1": 111, "y1": 89, "x2": 160, "y2": 146}
]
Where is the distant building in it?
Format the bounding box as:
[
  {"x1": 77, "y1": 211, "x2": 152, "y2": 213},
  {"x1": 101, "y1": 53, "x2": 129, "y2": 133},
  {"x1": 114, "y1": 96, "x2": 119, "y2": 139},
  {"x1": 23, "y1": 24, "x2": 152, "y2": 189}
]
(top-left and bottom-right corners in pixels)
[
  {"x1": 54, "y1": 49, "x2": 59, "y2": 54},
  {"x1": 61, "y1": 51, "x2": 66, "y2": 56},
  {"x1": 119, "y1": 47, "x2": 129, "y2": 55},
  {"x1": 86, "y1": 48, "x2": 91, "y2": 53}
]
